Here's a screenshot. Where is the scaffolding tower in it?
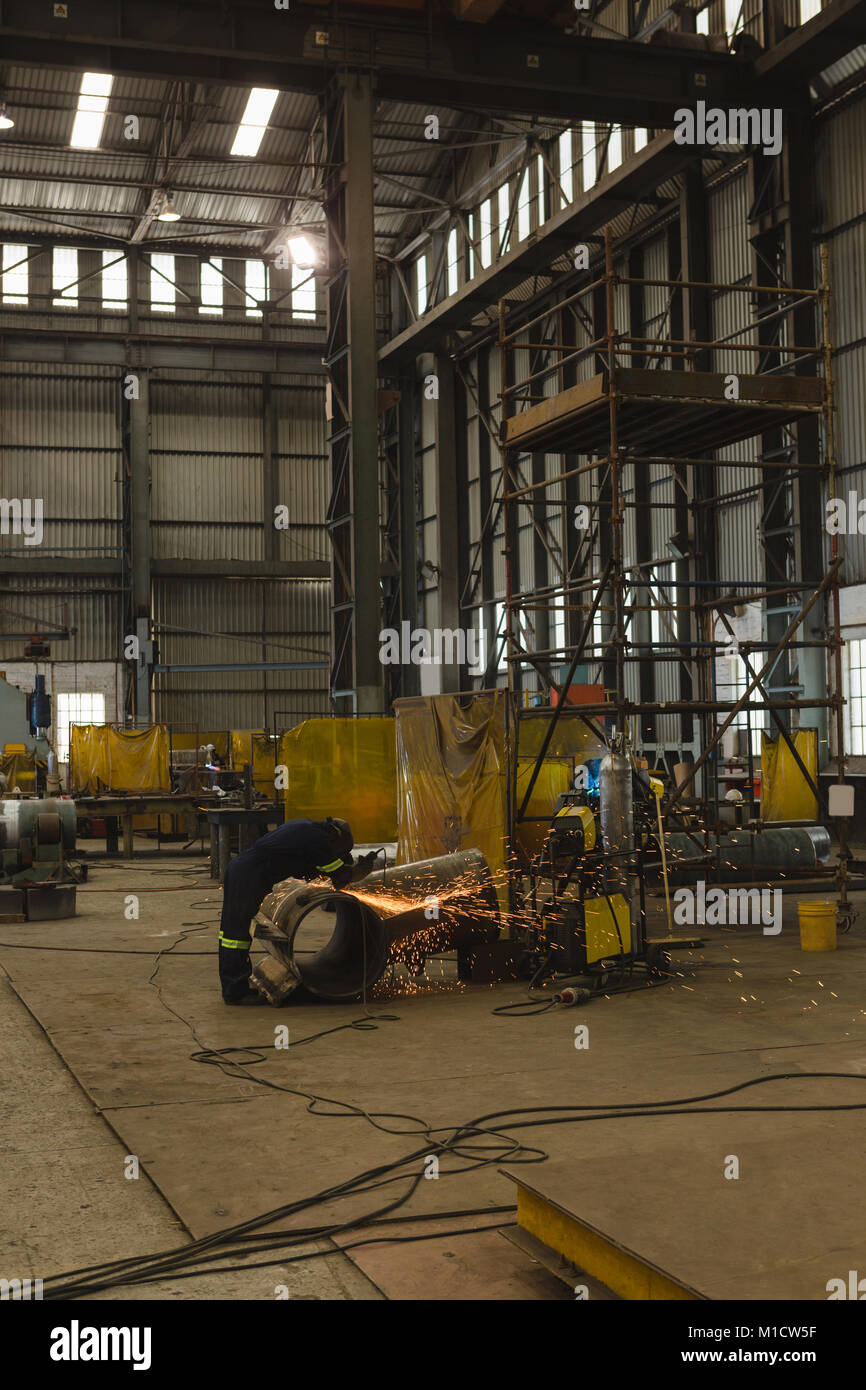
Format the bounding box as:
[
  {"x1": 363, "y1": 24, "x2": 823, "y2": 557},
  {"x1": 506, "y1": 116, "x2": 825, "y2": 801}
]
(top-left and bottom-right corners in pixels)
[{"x1": 498, "y1": 226, "x2": 849, "y2": 919}]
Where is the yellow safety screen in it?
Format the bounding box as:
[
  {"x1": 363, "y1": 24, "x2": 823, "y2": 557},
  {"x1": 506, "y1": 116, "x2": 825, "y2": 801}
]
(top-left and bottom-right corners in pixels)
[
  {"x1": 395, "y1": 691, "x2": 508, "y2": 901},
  {"x1": 278, "y1": 718, "x2": 397, "y2": 843},
  {"x1": 761, "y1": 728, "x2": 819, "y2": 822},
  {"x1": 0, "y1": 749, "x2": 37, "y2": 795},
  {"x1": 231, "y1": 730, "x2": 276, "y2": 797},
  {"x1": 69, "y1": 724, "x2": 171, "y2": 793}
]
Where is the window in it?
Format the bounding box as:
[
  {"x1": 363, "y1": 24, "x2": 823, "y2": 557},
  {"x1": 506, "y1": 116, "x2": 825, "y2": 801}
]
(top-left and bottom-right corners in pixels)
[
  {"x1": 727, "y1": 656, "x2": 764, "y2": 756},
  {"x1": 559, "y1": 129, "x2": 574, "y2": 205},
  {"x1": 102, "y1": 251, "x2": 127, "y2": 310},
  {"x1": 581, "y1": 122, "x2": 597, "y2": 191},
  {"x1": 634, "y1": 127, "x2": 648, "y2": 153},
  {"x1": 517, "y1": 170, "x2": 531, "y2": 241},
  {"x1": 647, "y1": 564, "x2": 673, "y2": 646},
  {"x1": 446, "y1": 228, "x2": 459, "y2": 296},
  {"x1": 697, "y1": 5, "x2": 710, "y2": 33},
  {"x1": 245, "y1": 259, "x2": 267, "y2": 318},
  {"x1": 848, "y1": 638, "x2": 866, "y2": 754},
  {"x1": 56, "y1": 692, "x2": 105, "y2": 763},
  {"x1": 2, "y1": 244, "x2": 28, "y2": 305},
  {"x1": 800, "y1": 0, "x2": 821, "y2": 17},
  {"x1": 551, "y1": 594, "x2": 566, "y2": 659},
  {"x1": 478, "y1": 198, "x2": 493, "y2": 269},
  {"x1": 536, "y1": 153, "x2": 547, "y2": 225},
  {"x1": 606, "y1": 125, "x2": 622, "y2": 173},
  {"x1": 52, "y1": 247, "x2": 78, "y2": 307},
  {"x1": 150, "y1": 253, "x2": 176, "y2": 313},
  {"x1": 497, "y1": 184, "x2": 511, "y2": 257},
  {"x1": 724, "y1": 0, "x2": 742, "y2": 36},
  {"x1": 414, "y1": 255, "x2": 428, "y2": 316},
  {"x1": 593, "y1": 605, "x2": 604, "y2": 665},
  {"x1": 200, "y1": 257, "x2": 223, "y2": 316},
  {"x1": 291, "y1": 263, "x2": 316, "y2": 320}
]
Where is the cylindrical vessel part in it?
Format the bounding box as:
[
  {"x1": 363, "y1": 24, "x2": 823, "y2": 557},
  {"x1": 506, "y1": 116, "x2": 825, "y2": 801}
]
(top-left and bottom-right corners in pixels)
[
  {"x1": 28, "y1": 675, "x2": 51, "y2": 735},
  {"x1": 256, "y1": 850, "x2": 501, "y2": 1002},
  {"x1": 599, "y1": 746, "x2": 634, "y2": 898},
  {"x1": 0, "y1": 797, "x2": 76, "y2": 852},
  {"x1": 667, "y1": 827, "x2": 829, "y2": 883}
]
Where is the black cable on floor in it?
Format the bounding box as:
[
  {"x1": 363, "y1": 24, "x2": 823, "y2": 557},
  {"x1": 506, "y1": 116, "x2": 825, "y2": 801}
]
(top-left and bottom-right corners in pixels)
[{"x1": 37, "y1": 1069, "x2": 866, "y2": 1300}]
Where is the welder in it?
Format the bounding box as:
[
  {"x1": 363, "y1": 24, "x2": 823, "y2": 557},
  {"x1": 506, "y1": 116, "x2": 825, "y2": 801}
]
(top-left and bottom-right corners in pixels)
[{"x1": 218, "y1": 816, "x2": 377, "y2": 1004}]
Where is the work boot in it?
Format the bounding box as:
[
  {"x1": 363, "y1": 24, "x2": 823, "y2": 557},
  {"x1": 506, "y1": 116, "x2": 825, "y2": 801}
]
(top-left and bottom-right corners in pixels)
[{"x1": 223, "y1": 987, "x2": 267, "y2": 1006}]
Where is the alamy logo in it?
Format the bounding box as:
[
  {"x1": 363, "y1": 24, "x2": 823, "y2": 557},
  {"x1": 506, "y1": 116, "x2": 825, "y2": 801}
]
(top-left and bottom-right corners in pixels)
[
  {"x1": 826, "y1": 493, "x2": 866, "y2": 533},
  {"x1": 379, "y1": 622, "x2": 483, "y2": 671},
  {"x1": 827, "y1": 1270, "x2": 866, "y2": 1299},
  {"x1": 673, "y1": 879, "x2": 781, "y2": 935},
  {"x1": 674, "y1": 100, "x2": 782, "y2": 157},
  {"x1": 49, "y1": 1321, "x2": 152, "y2": 1371},
  {"x1": 0, "y1": 1276, "x2": 43, "y2": 1299},
  {"x1": 0, "y1": 498, "x2": 43, "y2": 546}
]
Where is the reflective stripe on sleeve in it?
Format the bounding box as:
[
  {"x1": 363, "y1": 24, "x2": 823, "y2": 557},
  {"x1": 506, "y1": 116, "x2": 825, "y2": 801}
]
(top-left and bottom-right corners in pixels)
[{"x1": 317, "y1": 858, "x2": 344, "y2": 873}]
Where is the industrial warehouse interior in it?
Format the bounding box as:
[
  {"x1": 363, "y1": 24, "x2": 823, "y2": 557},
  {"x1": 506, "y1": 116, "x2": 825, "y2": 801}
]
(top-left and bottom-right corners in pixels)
[{"x1": 5, "y1": 0, "x2": 866, "y2": 1342}]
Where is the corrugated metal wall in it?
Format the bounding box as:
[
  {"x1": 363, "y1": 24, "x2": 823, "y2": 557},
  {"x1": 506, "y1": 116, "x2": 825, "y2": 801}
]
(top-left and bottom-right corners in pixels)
[
  {"x1": 0, "y1": 359, "x2": 329, "y2": 728},
  {"x1": 707, "y1": 169, "x2": 765, "y2": 588},
  {"x1": 818, "y1": 98, "x2": 866, "y2": 582},
  {"x1": 0, "y1": 363, "x2": 121, "y2": 561}
]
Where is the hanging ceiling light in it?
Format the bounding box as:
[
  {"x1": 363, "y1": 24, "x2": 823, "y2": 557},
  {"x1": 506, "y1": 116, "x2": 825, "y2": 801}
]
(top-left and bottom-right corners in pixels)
[
  {"x1": 0, "y1": 103, "x2": 14, "y2": 130},
  {"x1": 157, "y1": 193, "x2": 180, "y2": 223}
]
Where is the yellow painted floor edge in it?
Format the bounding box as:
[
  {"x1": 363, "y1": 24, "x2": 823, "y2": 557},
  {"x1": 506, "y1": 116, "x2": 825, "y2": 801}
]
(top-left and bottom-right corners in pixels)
[{"x1": 516, "y1": 1187, "x2": 702, "y2": 1301}]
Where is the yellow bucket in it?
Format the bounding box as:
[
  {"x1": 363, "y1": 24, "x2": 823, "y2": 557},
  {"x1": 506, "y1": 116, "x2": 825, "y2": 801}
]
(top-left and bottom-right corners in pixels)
[{"x1": 797, "y1": 900, "x2": 837, "y2": 952}]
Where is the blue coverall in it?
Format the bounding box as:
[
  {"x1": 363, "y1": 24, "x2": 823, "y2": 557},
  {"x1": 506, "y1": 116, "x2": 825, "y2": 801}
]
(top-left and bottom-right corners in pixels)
[{"x1": 218, "y1": 818, "x2": 352, "y2": 1001}]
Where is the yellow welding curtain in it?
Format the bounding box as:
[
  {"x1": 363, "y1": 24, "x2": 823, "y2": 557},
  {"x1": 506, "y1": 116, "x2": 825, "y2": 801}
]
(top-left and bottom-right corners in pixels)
[
  {"x1": 69, "y1": 725, "x2": 101, "y2": 792},
  {"x1": 395, "y1": 692, "x2": 507, "y2": 894},
  {"x1": 0, "y1": 749, "x2": 37, "y2": 795},
  {"x1": 230, "y1": 730, "x2": 275, "y2": 797},
  {"x1": 761, "y1": 728, "x2": 819, "y2": 822},
  {"x1": 69, "y1": 725, "x2": 171, "y2": 793},
  {"x1": 278, "y1": 718, "x2": 397, "y2": 842}
]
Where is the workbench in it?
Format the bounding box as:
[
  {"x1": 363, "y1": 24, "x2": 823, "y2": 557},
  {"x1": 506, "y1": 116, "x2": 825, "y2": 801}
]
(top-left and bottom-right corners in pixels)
[
  {"x1": 204, "y1": 805, "x2": 285, "y2": 882},
  {"x1": 74, "y1": 793, "x2": 221, "y2": 857}
]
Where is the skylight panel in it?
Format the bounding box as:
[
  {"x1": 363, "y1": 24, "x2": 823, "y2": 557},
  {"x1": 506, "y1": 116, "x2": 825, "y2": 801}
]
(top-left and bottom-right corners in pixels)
[
  {"x1": 230, "y1": 89, "x2": 279, "y2": 157},
  {"x1": 70, "y1": 72, "x2": 113, "y2": 150}
]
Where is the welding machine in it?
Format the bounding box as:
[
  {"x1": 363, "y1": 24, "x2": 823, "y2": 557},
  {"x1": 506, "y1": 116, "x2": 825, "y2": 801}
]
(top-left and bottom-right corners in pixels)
[{"x1": 528, "y1": 745, "x2": 637, "y2": 984}]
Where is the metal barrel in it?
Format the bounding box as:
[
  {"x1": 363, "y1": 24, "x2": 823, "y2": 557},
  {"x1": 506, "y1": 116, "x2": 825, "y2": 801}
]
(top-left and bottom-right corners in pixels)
[{"x1": 251, "y1": 848, "x2": 501, "y2": 1004}]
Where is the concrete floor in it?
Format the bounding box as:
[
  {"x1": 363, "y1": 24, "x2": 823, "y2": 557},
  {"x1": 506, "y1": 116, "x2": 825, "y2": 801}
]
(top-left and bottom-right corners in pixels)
[{"x1": 2, "y1": 849, "x2": 865, "y2": 1300}]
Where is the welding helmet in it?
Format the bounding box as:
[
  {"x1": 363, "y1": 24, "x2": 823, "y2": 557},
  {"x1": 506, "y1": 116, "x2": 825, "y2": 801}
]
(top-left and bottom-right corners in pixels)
[{"x1": 326, "y1": 816, "x2": 354, "y2": 860}]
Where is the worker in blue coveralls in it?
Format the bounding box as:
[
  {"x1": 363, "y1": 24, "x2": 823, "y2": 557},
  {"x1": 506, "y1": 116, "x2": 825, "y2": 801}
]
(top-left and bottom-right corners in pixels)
[{"x1": 218, "y1": 816, "x2": 376, "y2": 1004}]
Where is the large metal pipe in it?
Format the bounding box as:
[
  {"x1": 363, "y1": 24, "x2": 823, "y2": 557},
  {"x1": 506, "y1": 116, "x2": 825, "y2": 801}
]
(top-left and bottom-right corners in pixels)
[{"x1": 251, "y1": 849, "x2": 501, "y2": 1004}]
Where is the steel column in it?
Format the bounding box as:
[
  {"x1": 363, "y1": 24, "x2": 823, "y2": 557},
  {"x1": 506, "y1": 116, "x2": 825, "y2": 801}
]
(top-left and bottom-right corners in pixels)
[{"x1": 324, "y1": 72, "x2": 384, "y2": 714}]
